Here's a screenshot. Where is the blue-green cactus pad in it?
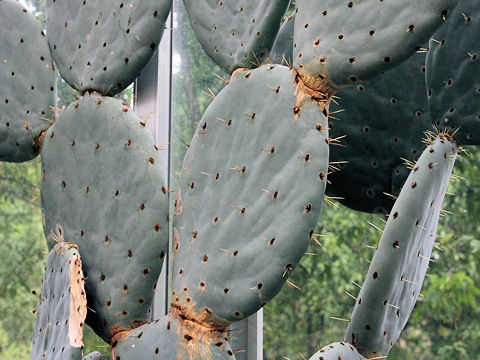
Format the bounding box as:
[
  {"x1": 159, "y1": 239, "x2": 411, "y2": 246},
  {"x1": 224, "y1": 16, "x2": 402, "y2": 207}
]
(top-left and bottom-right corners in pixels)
[
  {"x1": 293, "y1": 0, "x2": 458, "y2": 90},
  {"x1": 345, "y1": 135, "x2": 458, "y2": 357},
  {"x1": 270, "y1": 13, "x2": 295, "y2": 66},
  {"x1": 112, "y1": 312, "x2": 234, "y2": 360},
  {"x1": 183, "y1": 0, "x2": 290, "y2": 74},
  {"x1": 327, "y1": 51, "x2": 430, "y2": 213},
  {"x1": 172, "y1": 64, "x2": 329, "y2": 325},
  {"x1": 45, "y1": 0, "x2": 171, "y2": 96},
  {"x1": 31, "y1": 242, "x2": 87, "y2": 360},
  {"x1": 0, "y1": 0, "x2": 55, "y2": 162},
  {"x1": 41, "y1": 93, "x2": 169, "y2": 341},
  {"x1": 309, "y1": 342, "x2": 365, "y2": 360},
  {"x1": 426, "y1": 0, "x2": 479, "y2": 145}
]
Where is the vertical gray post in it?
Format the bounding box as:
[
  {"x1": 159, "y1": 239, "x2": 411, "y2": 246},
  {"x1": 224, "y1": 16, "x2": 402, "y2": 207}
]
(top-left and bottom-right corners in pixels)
[
  {"x1": 229, "y1": 310, "x2": 263, "y2": 360},
  {"x1": 134, "y1": 16, "x2": 172, "y2": 318}
]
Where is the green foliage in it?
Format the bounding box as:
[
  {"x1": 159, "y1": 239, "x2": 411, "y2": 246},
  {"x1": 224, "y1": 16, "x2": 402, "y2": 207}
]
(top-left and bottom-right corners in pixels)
[
  {"x1": 0, "y1": 325, "x2": 30, "y2": 360},
  {"x1": 0, "y1": 161, "x2": 44, "y2": 356}
]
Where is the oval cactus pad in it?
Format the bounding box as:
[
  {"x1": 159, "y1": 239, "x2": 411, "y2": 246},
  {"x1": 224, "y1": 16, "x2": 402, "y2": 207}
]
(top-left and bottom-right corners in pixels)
[
  {"x1": 293, "y1": 0, "x2": 458, "y2": 90},
  {"x1": 173, "y1": 64, "x2": 330, "y2": 325},
  {"x1": 45, "y1": 0, "x2": 171, "y2": 95},
  {"x1": 41, "y1": 94, "x2": 169, "y2": 341},
  {"x1": 183, "y1": 0, "x2": 290, "y2": 73},
  {"x1": 0, "y1": 0, "x2": 55, "y2": 162}
]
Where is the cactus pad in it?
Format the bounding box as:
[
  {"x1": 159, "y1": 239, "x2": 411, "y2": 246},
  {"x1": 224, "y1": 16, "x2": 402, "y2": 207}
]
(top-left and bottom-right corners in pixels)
[
  {"x1": 31, "y1": 242, "x2": 87, "y2": 360},
  {"x1": 183, "y1": 0, "x2": 290, "y2": 73},
  {"x1": 0, "y1": 0, "x2": 55, "y2": 162},
  {"x1": 41, "y1": 93, "x2": 169, "y2": 341},
  {"x1": 345, "y1": 134, "x2": 458, "y2": 357},
  {"x1": 293, "y1": 0, "x2": 458, "y2": 90},
  {"x1": 309, "y1": 342, "x2": 365, "y2": 360},
  {"x1": 112, "y1": 312, "x2": 234, "y2": 360},
  {"x1": 327, "y1": 51, "x2": 430, "y2": 213},
  {"x1": 172, "y1": 64, "x2": 329, "y2": 326},
  {"x1": 426, "y1": 0, "x2": 480, "y2": 145},
  {"x1": 45, "y1": 0, "x2": 171, "y2": 96}
]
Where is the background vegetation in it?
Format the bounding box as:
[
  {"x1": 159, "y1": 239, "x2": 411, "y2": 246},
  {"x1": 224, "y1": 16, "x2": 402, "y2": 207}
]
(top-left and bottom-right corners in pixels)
[{"x1": 1, "y1": 1, "x2": 478, "y2": 359}]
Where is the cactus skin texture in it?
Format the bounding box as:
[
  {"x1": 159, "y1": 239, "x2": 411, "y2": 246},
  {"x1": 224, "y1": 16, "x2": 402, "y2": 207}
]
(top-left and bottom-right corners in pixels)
[
  {"x1": 45, "y1": 0, "x2": 172, "y2": 96},
  {"x1": 293, "y1": 0, "x2": 459, "y2": 91},
  {"x1": 0, "y1": 0, "x2": 55, "y2": 162},
  {"x1": 427, "y1": 0, "x2": 479, "y2": 145},
  {"x1": 112, "y1": 312, "x2": 234, "y2": 360},
  {"x1": 31, "y1": 242, "x2": 87, "y2": 360},
  {"x1": 40, "y1": 93, "x2": 169, "y2": 342},
  {"x1": 83, "y1": 352, "x2": 107, "y2": 360},
  {"x1": 309, "y1": 342, "x2": 365, "y2": 360},
  {"x1": 345, "y1": 134, "x2": 458, "y2": 358},
  {"x1": 270, "y1": 13, "x2": 295, "y2": 66},
  {"x1": 326, "y1": 51, "x2": 430, "y2": 214},
  {"x1": 172, "y1": 64, "x2": 329, "y2": 326},
  {"x1": 183, "y1": 0, "x2": 290, "y2": 74}
]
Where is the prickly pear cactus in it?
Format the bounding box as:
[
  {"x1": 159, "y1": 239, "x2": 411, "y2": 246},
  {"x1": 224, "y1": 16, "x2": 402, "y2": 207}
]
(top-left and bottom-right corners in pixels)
[
  {"x1": 426, "y1": 0, "x2": 479, "y2": 145},
  {"x1": 345, "y1": 134, "x2": 458, "y2": 358},
  {"x1": 45, "y1": 0, "x2": 172, "y2": 96},
  {"x1": 326, "y1": 51, "x2": 430, "y2": 213},
  {"x1": 293, "y1": 0, "x2": 458, "y2": 90},
  {"x1": 309, "y1": 342, "x2": 365, "y2": 360},
  {"x1": 270, "y1": 13, "x2": 295, "y2": 66},
  {"x1": 112, "y1": 312, "x2": 234, "y2": 360},
  {"x1": 183, "y1": 0, "x2": 290, "y2": 73},
  {"x1": 172, "y1": 64, "x2": 329, "y2": 326},
  {"x1": 31, "y1": 242, "x2": 87, "y2": 360},
  {"x1": 0, "y1": 0, "x2": 55, "y2": 162},
  {"x1": 40, "y1": 93, "x2": 169, "y2": 342}
]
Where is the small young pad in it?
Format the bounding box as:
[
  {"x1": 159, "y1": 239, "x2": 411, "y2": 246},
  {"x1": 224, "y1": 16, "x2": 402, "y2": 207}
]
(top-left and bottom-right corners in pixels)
[
  {"x1": 83, "y1": 352, "x2": 107, "y2": 360},
  {"x1": 45, "y1": 0, "x2": 171, "y2": 95},
  {"x1": 0, "y1": 0, "x2": 55, "y2": 162},
  {"x1": 345, "y1": 135, "x2": 458, "y2": 357},
  {"x1": 41, "y1": 94, "x2": 169, "y2": 341},
  {"x1": 112, "y1": 313, "x2": 234, "y2": 360},
  {"x1": 183, "y1": 0, "x2": 290, "y2": 73},
  {"x1": 31, "y1": 242, "x2": 87, "y2": 360},
  {"x1": 309, "y1": 342, "x2": 365, "y2": 360}
]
